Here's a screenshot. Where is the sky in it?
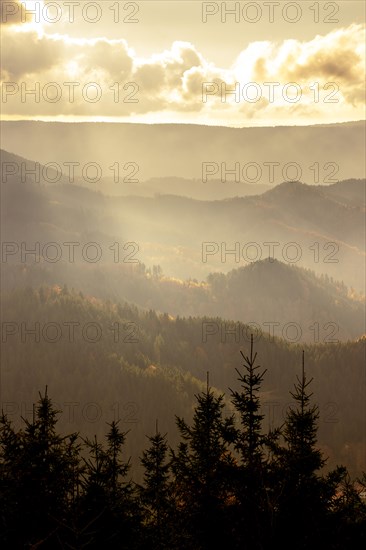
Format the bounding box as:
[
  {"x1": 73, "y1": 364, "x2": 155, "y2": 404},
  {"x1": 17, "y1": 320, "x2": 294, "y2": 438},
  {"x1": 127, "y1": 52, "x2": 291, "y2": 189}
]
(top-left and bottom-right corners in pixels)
[{"x1": 1, "y1": 0, "x2": 365, "y2": 126}]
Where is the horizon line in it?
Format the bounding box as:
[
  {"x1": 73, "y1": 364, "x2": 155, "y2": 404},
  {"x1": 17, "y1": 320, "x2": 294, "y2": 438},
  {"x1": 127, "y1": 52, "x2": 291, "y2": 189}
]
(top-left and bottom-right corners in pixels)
[{"x1": 0, "y1": 118, "x2": 365, "y2": 130}]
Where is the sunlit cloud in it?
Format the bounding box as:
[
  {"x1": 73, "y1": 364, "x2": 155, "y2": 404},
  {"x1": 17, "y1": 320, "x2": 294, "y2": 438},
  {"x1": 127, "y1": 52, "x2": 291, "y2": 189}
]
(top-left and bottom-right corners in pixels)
[
  {"x1": 0, "y1": 0, "x2": 46, "y2": 33},
  {"x1": 0, "y1": 18, "x2": 364, "y2": 125}
]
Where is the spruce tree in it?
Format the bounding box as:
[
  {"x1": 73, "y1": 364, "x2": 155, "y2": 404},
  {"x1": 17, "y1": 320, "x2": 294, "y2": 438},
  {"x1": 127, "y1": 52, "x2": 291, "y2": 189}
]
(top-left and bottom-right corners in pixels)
[
  {"x1": 230, "y1": 335, "x2": 267, "y2": 466},
  {"x1": 171, "y1": 375, "x2": 236, "y2": 549},
  {"x1": 0, "y1": 412, "x2": 22, "y2": 545},
  {"x1": 0, "y1": 388, "x2": 81, "y2": 547},
  {"x1": 139, "y1": 423, "x2": 175, "y2": 549},
  {"x1": 229, "y1": 334, "x2": 276, "y2": 549},
  {"x1": 329, "y1": 470, "x2": 366, "y2": 548},
  {"x1": 274, "y1": 351, "x2": 332, "y2": 548},
  {"x1": 79, "y1": 420, "x2": 139, "y2": 548}
]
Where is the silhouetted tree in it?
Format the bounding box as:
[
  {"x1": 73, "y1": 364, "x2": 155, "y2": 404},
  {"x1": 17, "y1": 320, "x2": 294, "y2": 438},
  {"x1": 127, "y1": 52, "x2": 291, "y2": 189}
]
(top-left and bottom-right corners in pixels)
[
  {"x1": 139, "y1": 424, "x2": 176, "y2": 549},
  {"x1": 273, "y1": 351, "x2": 343, "y2": 548},
  {"x1": 171, "y1": 375, "x2": 236, "y2": 549},
  {"x1": 0, "y1": 388, "x2": 80, "y2": 547},
  {"x1": 229, "y1": 335, "x2": 278, "y2": 549},
  {"x1": 1, "y1": 371, "x2": 365, "y2": 549},
  {"x1": 329, "y1": 470, "x2": 366, "y2": 548},
  {"x1": 79, "y1": 421, "x2": 140, "y2": 548}
]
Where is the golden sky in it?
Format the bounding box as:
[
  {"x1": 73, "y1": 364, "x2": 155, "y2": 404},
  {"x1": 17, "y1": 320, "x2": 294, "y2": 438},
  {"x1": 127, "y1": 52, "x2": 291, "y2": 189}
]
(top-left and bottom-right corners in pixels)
[{"x1": 1, "y1": 0, "x2": 365, "y2": 126}]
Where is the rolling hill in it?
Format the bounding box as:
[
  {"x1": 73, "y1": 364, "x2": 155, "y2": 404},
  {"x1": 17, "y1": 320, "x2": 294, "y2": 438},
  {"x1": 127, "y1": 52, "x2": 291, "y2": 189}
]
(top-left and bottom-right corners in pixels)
[
  {"x1": 1, "y1": 151, "x2": 364, "y2": 290},
  {"x1": 1, "y1": 286, "x2": 365, "y2": 478},
  {"x1": 1, "y1": 120, "x2": 365, "y2": 184}
]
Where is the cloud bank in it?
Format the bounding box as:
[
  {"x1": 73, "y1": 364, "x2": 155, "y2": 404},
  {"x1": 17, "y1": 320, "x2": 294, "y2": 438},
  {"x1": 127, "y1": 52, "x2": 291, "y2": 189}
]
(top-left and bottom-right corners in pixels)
[{"x1": 1, "y1": 8, "x2": 364, "y2": 124}]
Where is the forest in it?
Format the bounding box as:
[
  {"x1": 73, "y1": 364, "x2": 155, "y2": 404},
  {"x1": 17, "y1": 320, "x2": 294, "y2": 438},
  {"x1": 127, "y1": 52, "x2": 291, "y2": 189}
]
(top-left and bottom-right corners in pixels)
[
  {"x1": 1, "y1": 336, "x2": 365, "y2": 548},
  {"x1": 1, "y1": 286, "x2": 365, "y2": 479},
  {"x1": 1, "y1": 147, "x2": 365, "y2": 547}
]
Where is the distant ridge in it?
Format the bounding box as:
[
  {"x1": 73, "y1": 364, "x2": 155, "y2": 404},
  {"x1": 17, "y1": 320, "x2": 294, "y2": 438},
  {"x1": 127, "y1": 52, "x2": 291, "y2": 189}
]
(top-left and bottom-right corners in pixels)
[{"x1": 1, "y1": 120, "x2": 364, "y2": 184}]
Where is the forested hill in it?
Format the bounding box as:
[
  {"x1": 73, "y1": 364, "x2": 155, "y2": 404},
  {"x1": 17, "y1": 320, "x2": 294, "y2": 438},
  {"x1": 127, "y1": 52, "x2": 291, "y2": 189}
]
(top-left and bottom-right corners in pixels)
[
  {"x1": 1, "y1": 286, "x2": 365, "y2": 477},
  {"x1": 2, "y1": 258, "x2": 364, "y2": 342},
  {"x1": 1, "y1": 156, "x2": 365, "y2": 288}
]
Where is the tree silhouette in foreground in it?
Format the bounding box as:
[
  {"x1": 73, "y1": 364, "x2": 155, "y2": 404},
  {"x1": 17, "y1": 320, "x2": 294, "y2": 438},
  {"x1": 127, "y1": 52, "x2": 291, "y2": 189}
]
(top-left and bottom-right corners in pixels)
[
  {"x1": 0, "y1": 344, "x2": 365, "y2": 549},
  {"x1": 77, "y1": 421, "x2": 139, "y2": 548},
  {"x1": 139, "y1": 424, "x2": 176, "y2": 549},
  {"x1": 272, "y1": 351, "x2": 351, "y2": 549},
  {"x1": 0, "y1": 387, "x2": 80, "y2": 548},
  {"x1": 229, "y1": 334, "x2": 277, "y2": 549},
  {"x1": 171, "y1": 374, "x2": 236, "y2": 549}
]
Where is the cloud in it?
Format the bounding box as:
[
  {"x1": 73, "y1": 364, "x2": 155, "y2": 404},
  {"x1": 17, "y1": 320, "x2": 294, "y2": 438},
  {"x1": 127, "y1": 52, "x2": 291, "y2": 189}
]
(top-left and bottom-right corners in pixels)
[
  {"x1": 133, "y1": 63, "x2": 166, "y2": 93},
  {"x1": 234, "y1": 24, "x2": 365, "y2": 106},
  {"x1": 281, "y1": 25, "x2": 364, "y2": 86},
  {"x1": 1, "y1": 30, "x2": 63, "y2": 79},
  {"x1": 78, "y1": 39, "x2": 134, "y2": 81},
  {"x1": 0, "y1": 0, "x2": 40, "y2": 26},
  {"x1": 1, "y1": 21, "x2": 365, "y2": 123}
]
